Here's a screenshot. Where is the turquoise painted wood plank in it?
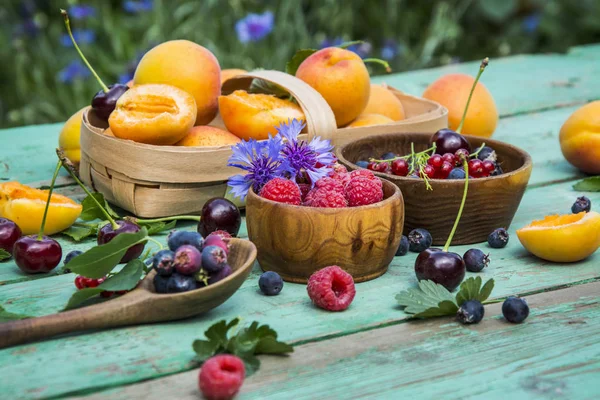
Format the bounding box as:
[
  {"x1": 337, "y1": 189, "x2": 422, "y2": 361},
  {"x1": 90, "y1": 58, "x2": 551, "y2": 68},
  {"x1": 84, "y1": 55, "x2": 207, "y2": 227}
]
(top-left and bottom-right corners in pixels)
[
  {"x1": 0, "y1": 180, "x2": 598, "y2": 399},
  {"x1": 76, "y1": 281, "x2": 600, "y2": 400}
]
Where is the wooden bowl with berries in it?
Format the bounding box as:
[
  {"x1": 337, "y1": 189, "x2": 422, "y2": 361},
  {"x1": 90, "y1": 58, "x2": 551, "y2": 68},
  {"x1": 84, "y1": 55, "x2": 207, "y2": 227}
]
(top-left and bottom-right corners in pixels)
[{"x1": 336, "y1": 130, "x2": 532, "y2": 245}]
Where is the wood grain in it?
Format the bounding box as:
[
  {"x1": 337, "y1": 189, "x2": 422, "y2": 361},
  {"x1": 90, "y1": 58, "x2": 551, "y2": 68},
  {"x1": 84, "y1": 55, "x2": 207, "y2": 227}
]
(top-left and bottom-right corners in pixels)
[
  {"x1": 246, "y1": 179, "x2": 404, "y2": 283},
  {"x1": 337, "y1": 132, "x2": 532, "y2": 245}
]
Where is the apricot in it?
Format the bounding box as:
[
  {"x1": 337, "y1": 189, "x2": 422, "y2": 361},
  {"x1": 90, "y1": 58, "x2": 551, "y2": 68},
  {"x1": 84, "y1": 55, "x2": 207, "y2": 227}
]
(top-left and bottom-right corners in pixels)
[
  {"x1": 58, "y1": 107, "x2": 86, "y2": 164},
  {"x1": 133, "y1": 40, "x2": 220, "y2": 125},
  {"x1": 126, "y1": 80, "x2": 134, "y2": 88},
  {"x1": 0, "y1": 182, "x2": 82, "y2": 235},
  {"x1": 108, "y1": 84, "x2": 197, "y2": 145},
  {"x1": 295, "y1": 47, "x2": 370, "y2": 127},
  {"x1": 219, "y1": 90, "x2": 305, "y2": 141},
  {"x1": 559, "y1": 101, "x2": 600, "y2": 174},
  {"x1": 346, "y1": 114, "x2": 394, "y2": 128},
  {"x1": 175, "y1": 126, "x2": 241, "y2": 147},
  {"x1": 104, "y1": 127, "x2": 115, "y2": 137},
  {"x1": 422, "y1": 74, "x2": 498, "y2": 137},
  {"x1": 362, "y1": 84, "x2": 405, "y2": 121},
  {"x1": 221, "y1": 69, "x2": 247, "y2": 83}
]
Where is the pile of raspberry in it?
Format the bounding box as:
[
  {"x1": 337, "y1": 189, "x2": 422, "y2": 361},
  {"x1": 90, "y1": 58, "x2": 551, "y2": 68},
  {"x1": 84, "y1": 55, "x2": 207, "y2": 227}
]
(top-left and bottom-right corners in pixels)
[{"x1": 259, "y1": 165, "x2": 384, "y2": 208}]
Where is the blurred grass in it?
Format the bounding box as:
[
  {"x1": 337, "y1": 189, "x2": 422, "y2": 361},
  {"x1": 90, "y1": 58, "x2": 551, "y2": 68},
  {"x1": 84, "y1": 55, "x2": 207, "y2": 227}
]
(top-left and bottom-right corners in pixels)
[{"x1": 1, "y1": 0, "x2": 600, "y2": 128}]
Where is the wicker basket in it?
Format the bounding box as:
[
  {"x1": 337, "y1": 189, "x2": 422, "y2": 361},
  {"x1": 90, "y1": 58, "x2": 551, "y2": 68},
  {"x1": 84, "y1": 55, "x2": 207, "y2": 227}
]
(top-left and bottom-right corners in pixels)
[{"x1": 79, "y1": 70, "x2": 447, "y2": 218}]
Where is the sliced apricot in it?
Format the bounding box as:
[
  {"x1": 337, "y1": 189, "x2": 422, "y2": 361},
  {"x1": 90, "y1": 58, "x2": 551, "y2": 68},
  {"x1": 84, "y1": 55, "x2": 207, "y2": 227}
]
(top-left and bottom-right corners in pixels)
[
  {"x1": 516, "y1": 212, "x2": 600, "y2": 262},
  {"x1": 346, "y1": 113, "x2": 394, "y2": 128},
  {"x1": 108, "y1": 84, "x2": 197, "y2": 145},
  {"x1": 0, "y1": 182, "x2": 82, "y2": 235},
  {"x1": 175, "y1": 126, "x2": 241, "y2": 147},
  {"x1": 218, "y1": 90, "x2": 305, "y2": 141}
]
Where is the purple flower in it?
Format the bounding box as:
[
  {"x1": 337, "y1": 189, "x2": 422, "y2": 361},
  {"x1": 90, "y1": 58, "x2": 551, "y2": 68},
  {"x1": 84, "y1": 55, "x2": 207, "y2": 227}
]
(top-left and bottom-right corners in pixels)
[
  {"x1": 319, "y1": 37, "x2": 344, "y2": 49},
  {"x1": 381, "y1": 39, "x2": 402, "y2": 60},
  {"x1": 523, "y1": 13, "x2": 541, "y2": 33},
  {"x1": 235, "y1": 11, "x2": 274, "y2": 43},
  {"x1": 119, "y1": 73, "x2": 134, "y2": 84},
  {"x1": 61, "y1": 29, "x2": 95, "y2": 47},
  {"x1": 69, "y1": 5, "x2": 96, "y2": 19},
  {"x1": 58, "y1": 60, "x2": 91, "y2": 83},
  {"x1": 276, "y1": 119, "x2": 335, "y2": 184},
  {"x1": 124, "y1": 0, "x2": 153, "y2": 13},
  {"x1": 347, "y1": 42, "x2": 372, "y2": 58},
  {"x1": 13, "y1": 19, "x2": 39, "y2": 38}
]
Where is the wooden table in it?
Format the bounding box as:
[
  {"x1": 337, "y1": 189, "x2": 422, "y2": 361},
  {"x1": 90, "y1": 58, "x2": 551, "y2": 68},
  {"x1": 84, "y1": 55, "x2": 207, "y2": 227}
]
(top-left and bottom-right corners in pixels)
[{"x1": 2, "y1": 45, "x2": 600, "y2": 400}]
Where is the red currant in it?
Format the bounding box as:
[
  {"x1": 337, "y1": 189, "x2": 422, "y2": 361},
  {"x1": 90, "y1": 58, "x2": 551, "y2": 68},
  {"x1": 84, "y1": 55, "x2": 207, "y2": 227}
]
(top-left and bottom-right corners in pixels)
[
  {"x1": 468, "y1": 159, "x2": 484, "y2": 177},
  {"x1": 482, "y1": 160, "x2": 495, "y2": 175},
  {"x1": 427, "y1": 154, "x2": 443, "y2": 169},
  {"x1": 422, "y1": 165, "x2": 436, "y2": 179},
  {"x1": 74, "y1": 275, "x2": 86, "y2": 289},
  {"x1": 374, "y1": 162, "x2": 390, "y2": 173},
  {"x1": 100, "y1": 291, "x2": 114, "y2": 298},
  {"x1": 438, "y1": 162, "x2": 454, "y2": 179},
  {"x1": 441, "y1": 153, "x2": 456, "y2": 166},
  {"x1": 455, "y1": 148, "x2": 470, "y2": 163},
  {"x1": 391, "y1": 159, "x2": 409, "y2": 176},
  {"x1": 367, "y1": 162, "x2": 377, "y2": 171}
]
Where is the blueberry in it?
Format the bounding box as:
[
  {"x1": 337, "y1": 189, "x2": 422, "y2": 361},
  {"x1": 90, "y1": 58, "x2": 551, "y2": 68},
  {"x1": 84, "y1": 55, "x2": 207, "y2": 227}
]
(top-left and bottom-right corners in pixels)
[
  {"x1": 259, "y1": 271, "x2": 283, "y2": 295},
  {"x1": 153, "y1": 249, "x2": 175, "y2": 276},
  {"x1": 571, "y1": 196, "x2": 591, "y2": 213},
  {"x1": 490, "y1": 163, "x2": 503, "y2": 176},
  {"x1": 502, "y1": 296, "x2": 529, "y2": 323},
  {"x1": 476, "y1": 146, "x2": 497, "y2": 162},
  {"x1": 208, "y1": 264, "x2": 233, "y2": 285},
  {"x1": 488, "y1": 228, "x2": 509, "y2": 248},
  {"x1": 153, "y1": 274, "x2": 170, "y2": 294},
  {"x1": 167, "y1": 230, "x2": 203, "y2": 252},
  {"x1": 202, "y1": 245, "x2": 227, "y2": 273},
  {"x1": 408, "y1": 228, "x2": 432, "y2": 252},
  {"x1": 447, "y1": 168, "x2": 466, "y2": 180},
  {"x1": 166, "y1": 273, "x2": 197, "y2": 293},
  {"x1": 381, "y1": 151, "x2": 397, "y2": 160},
  {"x1": 64, "y1": 250, "x2": 82, "y2": 265},
  {"x1": 355, "y1": 160, "x2": 369, "y2": 169},
  {"x1": 456, "y1": 300, "x2": 485, "y2": 324},
  {"x1": 173, "y1": 245, "x2": 202, "y2": 276},
  {"x1": 395, "y1": 235, "x2": 409, "y2": 256},
  {"x1": 463, "y1": 249, "x2": 489, "y2": 272}
]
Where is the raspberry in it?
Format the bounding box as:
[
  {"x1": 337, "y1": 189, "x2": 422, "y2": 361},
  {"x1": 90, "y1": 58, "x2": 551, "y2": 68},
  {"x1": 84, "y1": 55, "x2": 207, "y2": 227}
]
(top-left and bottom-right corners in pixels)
[
  {"x1": 298, "y1": 183, "x2": 311, "y2": 201},
  {"x1": 307, "y1": 266, "x2": 356, "y2": 311},
  {"x1": 308, "y1": 190, "x2": 348, "y2": 208},
  {"x1": 345, "y1": 176, "x2": 384, "y2": 206},
  {"x1": 314, "y1": 177, "x2": 345, "y2": 193},
  {"x1": 259, "y1": 178, "x2": 301, "y2": 205},
  {"x1": 349, "y1": 169, "x2": 382, "y2": 187},
  {"x1": 329, "y1": 163, "x2": 347, "y2": 174},
  {"x1": 330, "y1": 172, "x2": 351, "y2": 187},
  {"x1": 198, "y1": 355, "x2": 245, "y2": 400}
]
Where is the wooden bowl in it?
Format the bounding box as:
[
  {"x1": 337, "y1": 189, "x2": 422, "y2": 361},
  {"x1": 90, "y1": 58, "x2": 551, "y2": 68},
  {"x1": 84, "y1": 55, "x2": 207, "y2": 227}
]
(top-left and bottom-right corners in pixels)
[
  {"x1": 245, "y1": 179, "x2": 404, "y2": 283},
  {"x1": 336, "y1": 133, "x2": 533, "y2": 245}
]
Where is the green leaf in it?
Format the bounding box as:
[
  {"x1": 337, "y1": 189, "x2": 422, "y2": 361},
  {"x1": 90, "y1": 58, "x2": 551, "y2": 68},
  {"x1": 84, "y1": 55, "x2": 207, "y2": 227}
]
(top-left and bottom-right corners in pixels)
[
  {"x1": 255, "y1": 336, "x2": 294, "y2": 354},
  {"x1": 338, "y1": 40, "x2": 364, "y2": 49},
  {"x1": 395, "y1": 279, "x2": 457, "y2": 315},
  {"x1": 477, "y1": 279, "x2": 495, "y2": 303},
  {"x1": 228, "y1": 327, "x2": 259, "y2": 358},
  {"x1": 285, "y1": 48, "x2": 316, "y2": 75},
  {"x1": 0, "y1": 305, "x2": 31, "y2": 322},
  {"x1": 142, "y1": 220, "x2": 177, "y2": 236},
  {"x1": 573, "y1": 176, "x2": 600, "y2": 192},
  {"x1": 80, "y1": 193, "x2": 120, "y2": 221},
  {"x1": 0, "y1": 249, "x2": 10, "y2": 262},
  {"x1": 192, "y1": 339, "x2": 220, "y2": 362},
  {"x1": 204, "y1": 318, "x2": 239, "y2": 348},
  {"x1": 99, "y1": 259, "x2": 144, "y2": 291},
  {"x1": 413, "y1": 300, "x2": 459, "y2": 318},
  {"x1": 243, "y1": 355, "x2": 261, "y2": 376},
  {"x1": 248, "y1": 79, "x2": 290, "y2": 98},
  {"x1": 456, "y1": 276, "x2": 482, "y2": 306},
  {"x1": 65, "y1": 227, "x2": 148, "y2": 279},
  {"x1": 61, "y1": 225, "x2": 96, "y2": 242},
  {"x1": 63, "y1": 287, "x2": 104, "y2": 310}
]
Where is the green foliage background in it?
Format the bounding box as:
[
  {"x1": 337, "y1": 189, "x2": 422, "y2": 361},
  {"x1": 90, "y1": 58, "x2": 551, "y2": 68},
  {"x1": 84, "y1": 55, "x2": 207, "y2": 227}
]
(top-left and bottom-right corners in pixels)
[{"x1": 2, "y1": 0, "x2": 600, "y2": 128}]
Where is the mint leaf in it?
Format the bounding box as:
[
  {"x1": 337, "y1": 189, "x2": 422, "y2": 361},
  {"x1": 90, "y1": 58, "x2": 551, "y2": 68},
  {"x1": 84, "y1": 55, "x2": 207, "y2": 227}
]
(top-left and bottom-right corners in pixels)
[
  {"x1": 65, "y1": 227, "x2": 148, "y2": 279},
  {"x1": 99, "y1": 259, "x2": 144, "y2": 291},
  {"x1": 80, "y1": 193, "x2": 120, "y2": 221},
  {"x1": 285, "y1": 48, "x2": 316, "y2": 75},
  {"x1": 63, "y1": 287, "x2": 104, "y2": 310},
  {"x1": 248, "y1": 79, "x2": 290, "y2": 98},
  {"x1": 142, "y1": 220, "x2": 176, "y2": 236},
  {"x1": 0, "y1": 249, "x2": 10, "y2": 262},
  {"x1": 573, "y1": 176, "x2": 600, "y2": 192},
  {"x1": 61, "y1": 225, "x2": 96, "y2": 241},
  {"x1": 192, "y1": 339, "x2": 220, "y2": 362},
  {"x1": 456, "y1": 277, "x2": 495, "y2": 306},
  {"x1": 255, "y1": 336, "x2": 294, "y2": 354},
  {"x1": 0, "y1": 305, "x2": 31, "y2": 322},
  {"x1": 395, "y1": 280, "x2": 456, "y2": 315},
  {"x1": 204, "y1": 318, "x2": 239, "y2": 348}
]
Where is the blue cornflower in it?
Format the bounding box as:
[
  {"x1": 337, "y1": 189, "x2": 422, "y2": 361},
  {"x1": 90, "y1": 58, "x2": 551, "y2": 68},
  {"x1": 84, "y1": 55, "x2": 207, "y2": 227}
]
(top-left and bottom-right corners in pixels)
[
  {"x1": 69, "y1": 5, "x2": 96, "y2": 19},
  {"x1": 381, "y1": 39, "x2": 401, "y2": 60},
  {"x1": 235, "y1": 11, "x2": 274, "y2": 43},
  {"x1": 319, "y1": 37, "x2": 344, "y2": 49},
  {"x1": 123, "y1": 0, "x2": 153, "y2": 13},
  {"x1": 276, "y1": 119, "x2": 335, "y2": 184},
  {"x1": 347, "y1": 42, "x2": 372, "y2": 58},
  {"x1": 523, "y1": 13, "x2": 541, "y2": 33},
  {"x1": 227, "y1": 136, "x2": 285, "y2": 199},
  {"x1": 61, "y1": 29, "x2": 95, "y2": 47},
  {"x1": 119, "y1": 72, "x2": 134, "y2": 84},
  {"x1": 58, "y1": 60, "x2": 91, "y2": 83}
]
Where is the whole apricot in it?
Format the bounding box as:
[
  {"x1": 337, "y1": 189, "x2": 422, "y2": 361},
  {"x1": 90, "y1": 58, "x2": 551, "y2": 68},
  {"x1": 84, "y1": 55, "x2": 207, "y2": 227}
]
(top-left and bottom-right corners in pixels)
[
  {"x1": 346, "y1": 114, "x2": 394, "y2": 128},
  {"x1": 58, "y1": 107, "x2": 86, "y2": 164},
  {"x1": 422, "y1": 74, "x2": 498, "y2": 138},
  {"x1": 559, "y1": 101, "x2": 600, "y2": 174},
  {"x1": 108, "y1": 84, "x2": 197, "y2": 145},
  {"x1": 362, "y1": 84, "x2": 405, "y2": 121},
  {"x1": 175, "y1": 126, "x2": 241, "y2": 147},
  {"x1": 296, "y1": 47, "x2": 370, "y2": 127},
  {"x1": 221, "y1": 69, "x2": 247, "y2": 83},
  {"x1": 133, "y1": 40, "x2": 220, "y2": 125}
]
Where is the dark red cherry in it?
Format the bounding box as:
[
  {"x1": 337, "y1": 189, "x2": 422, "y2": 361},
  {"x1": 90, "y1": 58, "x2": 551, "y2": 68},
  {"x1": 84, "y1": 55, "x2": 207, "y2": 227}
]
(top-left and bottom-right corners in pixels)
[
  {"x1": 431, "y1": 128, "x2": 471, "y2": 155},
  {"x1": 415, "y1": 248, "x2": 466, "y2": 292},
  {"x1": 198, "y1": 198, "x2": 241, "y2": 237},
  {"x1": 91, "y1": 84, "x2": 129, "y2": 121},
  {"x1": 13, "y1": 235, "x2": 62, "y2": 274},
  {"x1": 97, "y1": 220, "x2": 145, "y2": 263},
  {"x1": 0, "y1": 218, "x2": 22, "y2": 255}
]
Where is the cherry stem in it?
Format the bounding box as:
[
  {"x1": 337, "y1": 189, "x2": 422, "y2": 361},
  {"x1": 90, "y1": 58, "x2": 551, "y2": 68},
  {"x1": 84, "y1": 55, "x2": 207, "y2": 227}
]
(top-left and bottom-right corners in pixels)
[
  {"x1": 146, "y1": 236, "x2": 164, "y2": 250},
  {"x1": 370, "y1": 144, "x2": 436, "y2": 163},
  {"x1": 456, "y1": 57, "x2": 489, "y2": 134},
  {"x1": 363, "y1": 58, "x2": 392, "y2": 73},
  {"x1": 443, "y1": 158, "x2": 469, "y2": 252},
  {"x1": 61, "y1": 9, "x2": 109, "y2": 93},
  {"x1": 38, "y1": 161, "x2": 62, "y2": 241},
  {"x1": 125, "y1": 215, "x2": 201, "y2": 224}
]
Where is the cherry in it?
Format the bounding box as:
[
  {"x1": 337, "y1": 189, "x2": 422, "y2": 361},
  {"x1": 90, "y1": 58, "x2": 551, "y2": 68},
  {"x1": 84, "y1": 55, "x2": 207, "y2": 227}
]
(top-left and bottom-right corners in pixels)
[
  {"x1": 427, "y1": 154, "x2": 443, "y2": 169},
  {"x1": 438, "y1": 161, "x2": 454, "y2": 179},
  {"x1": 91, "y1": 84, "x2": 129, "y2": 120},
  {"x1": 468, "y1": 159, "x2": 484, "y2": 177},
  {"x1": 441, "y1": 153, "x2": 456, "y2": 166},
  {"x1": 13, "y1": 235, "x2": 62, "y2": 274},
  {"x1": 391, "y1": 159, "x2": 409, "y2": 176},
  {"x1": 0, "y1": 218, "x2": 22, "y2": 255},
  {"x1": 198, "y1": 198, "x2": 241, "y2": 237},
  {"x1": 482, "y1": 160, "x2": 495, "y2": 175},
  {"x1": 415, "y1": 248, "x2": 466, "y2": 291},
  {"x1": 430, "y1": 128, "x2": 472, "y2": 155},
  {"x1": 98, "y1": 220, "x2": 145, "y2": 263}
]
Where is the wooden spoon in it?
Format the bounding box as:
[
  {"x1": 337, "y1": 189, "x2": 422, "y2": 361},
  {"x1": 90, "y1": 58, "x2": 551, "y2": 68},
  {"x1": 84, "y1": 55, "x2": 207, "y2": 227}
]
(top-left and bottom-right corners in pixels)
[{"x1": 0, "y1": 239, "x2": 257, "y2": 349}]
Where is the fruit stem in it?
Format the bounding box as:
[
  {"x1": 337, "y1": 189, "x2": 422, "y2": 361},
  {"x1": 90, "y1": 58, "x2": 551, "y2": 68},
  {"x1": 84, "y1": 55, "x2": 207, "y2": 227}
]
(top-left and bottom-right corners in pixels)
[
  {"x1": 61, "y1": 9, "x2": 109, "y2": 93},
  {"x1": 456, "y1": 57, "x2": 489, "y2": 134},
  {"x1": 146, "y1": 236, "x2": 164, "y2": 250},
  {"x1": 125, "y1": 215, "x2": 201, "y2": 224},
  {"x1": 443, "y1": 159, "x2": 469, "y2": 252},
  {"x1": 363, "y1": 58, "x2": 392, "y2": 73},
  {"x1": 38, "y1": 161, "x2": 62, "y2": 241},
  {"x1": 371, "y1": 144, "x2": 436, "y2": 163},
  {"x1": 469, "y1": 143, "x2": 487, "y2": 158}
]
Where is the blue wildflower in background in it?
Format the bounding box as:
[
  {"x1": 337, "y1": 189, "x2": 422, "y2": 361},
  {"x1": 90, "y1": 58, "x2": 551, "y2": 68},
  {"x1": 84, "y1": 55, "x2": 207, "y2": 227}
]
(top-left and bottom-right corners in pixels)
[
  {"x1": 523, "y1": 13, "x2": 541, "y2": 33},
  {"x1": 319, "y1": 37, "x2": 344, "y2": 48},
  {"x1": 60, "y1": 29, "x2": 95, "y2": 47},
  {"x1": 124, "y1": 0, "x2": 153, "y2": 13},
  {"x1": 347, "y1": 42, "x2": 372, "y2": 58},
  {"x1": 381, "y1": 39, "x2": 402, "y2": 60},
  {"x1": 69, "y1": 5, "x2": 96, "y2": 20},
  {"x1": 235, "y1": 11, "x2": 274, "y2": 43},
  {"x1": 58, "y1": 60, "x2": 91, "y2": 83}
]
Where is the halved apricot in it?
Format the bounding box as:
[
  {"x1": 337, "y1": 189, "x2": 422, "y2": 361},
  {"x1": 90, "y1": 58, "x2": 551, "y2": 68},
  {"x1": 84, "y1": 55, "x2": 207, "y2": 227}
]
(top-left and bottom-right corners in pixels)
[
  {"x1": 516, "y1": 212, "x2": 600, "y2": 262},
  {"x1": 175, "y1": 126, "x2": 241, "y2": 147},
  {"x1": 0, "y1": 182, "x2": 82, "y2": 235},
  {"x1": 108, "y1": 84, "x2": 197, "y2": 145},
  {"x1": 218, "y1": 90, "x2": 305, "y2": 141}
]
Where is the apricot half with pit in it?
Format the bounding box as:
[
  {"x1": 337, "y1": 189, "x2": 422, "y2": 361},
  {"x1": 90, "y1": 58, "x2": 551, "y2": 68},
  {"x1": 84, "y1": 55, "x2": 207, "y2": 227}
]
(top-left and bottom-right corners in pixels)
[{"x1": 108, "y1": 84, "x2": 197, "y2": 145}]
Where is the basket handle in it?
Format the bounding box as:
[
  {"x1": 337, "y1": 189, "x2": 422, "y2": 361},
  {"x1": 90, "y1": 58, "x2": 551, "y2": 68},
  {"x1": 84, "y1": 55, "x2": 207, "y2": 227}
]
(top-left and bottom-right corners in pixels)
[{"x1": 221, "y1": 70, "x2": 337, "y2": 142}]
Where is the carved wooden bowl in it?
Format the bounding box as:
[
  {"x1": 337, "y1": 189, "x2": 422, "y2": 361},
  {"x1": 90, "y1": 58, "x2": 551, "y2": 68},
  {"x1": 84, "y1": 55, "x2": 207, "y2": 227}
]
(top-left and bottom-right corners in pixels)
[
  {"x1": 245, "y1": 179, "x2": 404, "y2": 283},
  {"x1": 336, "y1": 132, "x2": 532, "y2": 245}
]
